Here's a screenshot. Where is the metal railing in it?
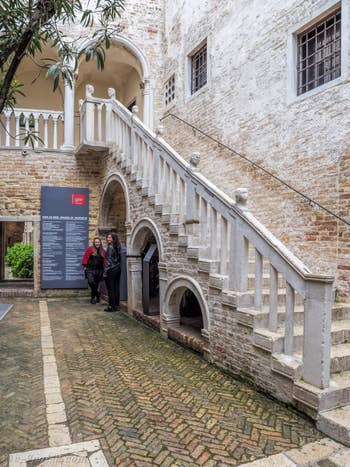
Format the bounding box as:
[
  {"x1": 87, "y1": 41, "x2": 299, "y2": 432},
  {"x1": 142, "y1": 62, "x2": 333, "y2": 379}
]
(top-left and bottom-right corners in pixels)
[{"x1": 161, "y1": 113, "x2": 350, "y2": 227}]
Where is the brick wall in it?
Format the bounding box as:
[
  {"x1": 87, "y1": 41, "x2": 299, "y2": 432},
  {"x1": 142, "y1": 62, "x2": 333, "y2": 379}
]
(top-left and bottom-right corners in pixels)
[{"x1": 162, "y1": 0, "x2": 350, "y2": 297}]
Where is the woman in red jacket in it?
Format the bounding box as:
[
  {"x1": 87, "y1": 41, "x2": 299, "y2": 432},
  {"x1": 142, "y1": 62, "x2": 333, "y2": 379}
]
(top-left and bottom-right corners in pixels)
[{"x1": 82, "y1": 237, "x2": 106, "y2": 304}]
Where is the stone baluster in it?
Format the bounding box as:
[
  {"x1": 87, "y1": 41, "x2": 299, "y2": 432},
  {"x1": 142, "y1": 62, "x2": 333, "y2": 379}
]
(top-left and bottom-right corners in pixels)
[
  {"x1": 178, "y1": 176, "x2": 186, "y2": 225},
  {"x1": 185, "y1": 177, "x2": 198, "y2": 236},
  {"x1": 303, "y1": 280, "x2": 333, "y2": 388},
  {"x1": 170, "y1": 168, "x2": 177, "y2": 215},
  {"x1": 285, "y1": 282, "x2": 295, "y2": 356},
  {"x1": 148, "y1": 147, "x2": 155, "y2": 192},
  {"x1": 209, "y1": 206, "x2": 218, "y2": 264},
  {"x1": 106, "y1": 88, "x2": 116, "y2": 144},
  {"x1": 15, "y1": 112, "x2": 20, "y2": 146},
  {"x1": 33, "y1": 112, "x2": 40, "y2": 148},
  {"x1": 200, "y1": 197, "x2": 208, "y2": 254},
  {"x1": 4, "y1": 110, "x2": 11, "y2": 146},
  {"x1": 52, "y1": 115, "x2": 58, "y2": 149},
  {"x1": 220, "y1": 216, "x2": 228, "y2": 275},
  {"x1": 269, "y1": 265, "x2": 278, "y2": 331},
  {"x1": 141, "y1": 140, "x2": 147, "y2": 186},
  {"x1": 163, "y1": 162, "x2": 171, "y2": 208},
  {"x1": 152, "y1": 148, "x2": 161, "y2": 198},
  {"x1": 228, "y1": 216, "x2": 249, "y2": 292},
  {"x1": 97, "y1": 103, "x2": 103, "y2": 142},
  {"x1": 43, "y1": 116, "x2": 49, "y2": 148},
  {"x1": 24, "y1": 113, "x2": 30, "y2": 146},
  {"x1": 254, "y1": 249, "x2": 263, "y2": 309},
  {"x1": 85, "y1": 84, "x2": 95, "y2": 143}
]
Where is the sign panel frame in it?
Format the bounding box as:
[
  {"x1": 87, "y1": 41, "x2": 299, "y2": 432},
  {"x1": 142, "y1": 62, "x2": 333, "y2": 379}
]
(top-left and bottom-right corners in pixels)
[{"x1": 41, "y1": 186, "x2": 89, "y2": 289}]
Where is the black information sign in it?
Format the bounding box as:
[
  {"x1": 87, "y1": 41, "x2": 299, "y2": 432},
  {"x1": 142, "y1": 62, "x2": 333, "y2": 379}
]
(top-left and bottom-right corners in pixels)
[{"x1": 41, "y1": 186, "x2": 89, "y2": 288}]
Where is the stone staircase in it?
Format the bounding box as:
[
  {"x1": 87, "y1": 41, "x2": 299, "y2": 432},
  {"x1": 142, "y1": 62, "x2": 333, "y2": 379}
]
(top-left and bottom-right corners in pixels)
[{"x1": 77, "y1": 85, "x2": 350, "y2": 445}]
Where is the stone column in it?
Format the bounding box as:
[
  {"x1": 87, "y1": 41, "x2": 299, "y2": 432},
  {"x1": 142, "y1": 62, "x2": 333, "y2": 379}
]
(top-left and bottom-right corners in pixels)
[
  {"x1": 61, "y1": 76, "x2": 76, "y2": 151},
  {"x1": 127, "y1": 257, "x2": 142, "y2": 315},
  {"x1": 158, "y1": 262, "x2": 168, "y2": 337}
]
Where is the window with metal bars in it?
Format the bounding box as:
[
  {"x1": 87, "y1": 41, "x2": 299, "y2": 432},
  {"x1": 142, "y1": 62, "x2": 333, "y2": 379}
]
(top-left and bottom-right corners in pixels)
[
  {"x1": 190, "y1": 42, "x2": 207, "y2": 94},
  {"x1": 165, "y1": 74, "x2": 175, "y2": 106},
  {"x1": 297, "y1": 7, "x2": 341, "y2": 95}
]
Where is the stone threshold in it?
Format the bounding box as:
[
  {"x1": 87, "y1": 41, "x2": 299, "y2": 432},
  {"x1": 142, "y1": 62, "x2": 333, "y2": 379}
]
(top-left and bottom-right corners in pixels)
[
  {"x1": 241, "y1": 438, "x2": 350, "y2": 466},
  {"x1": 9, "y1": 440, "x2": 108, "y2": 466}
]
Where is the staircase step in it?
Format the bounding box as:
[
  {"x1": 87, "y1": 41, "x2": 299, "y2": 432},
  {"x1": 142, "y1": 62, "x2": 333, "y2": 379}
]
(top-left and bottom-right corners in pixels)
[
  {"x1": 331, "y1": 343, "x2": 350, "y2": 373},
  {"x1": 317, "y1": 405, "x2": 350, "y2": 447},
  {"x1": 293, "y1": 372, "x2": 350, "y2": 415},
  {"x1": 332, "y1": 303, "x2": 350, "y2": 321},
  {"x1": 253, "y1": 320, "x2": 350, "y2": 354}
]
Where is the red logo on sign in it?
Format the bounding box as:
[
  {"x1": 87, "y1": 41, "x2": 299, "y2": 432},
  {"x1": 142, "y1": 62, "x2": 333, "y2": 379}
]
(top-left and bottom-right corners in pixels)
[{"x1": 71, "y1": 193, "x2": 86, "y2": 206}]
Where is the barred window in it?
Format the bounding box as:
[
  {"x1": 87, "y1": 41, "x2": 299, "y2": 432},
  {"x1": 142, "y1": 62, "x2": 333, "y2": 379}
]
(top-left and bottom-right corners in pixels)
[
  {"x1": 297, "y1": 7, "x2": 341, "y2": 95},
  {"x1": 191, "y1": 42, "x2": 207, "y2": 94},
  {"x1": 165, "y1": 74, "x2": 175, "y2": 106}
]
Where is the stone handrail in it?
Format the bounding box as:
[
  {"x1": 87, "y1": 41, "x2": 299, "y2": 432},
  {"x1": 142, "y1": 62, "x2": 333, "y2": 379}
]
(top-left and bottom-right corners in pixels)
[
  {"x1": 0, "y1": 107, "x2": 64, "y2": 149},
  {"x1": 80, "y1": 85, "x2": 334, "y2": 390}
]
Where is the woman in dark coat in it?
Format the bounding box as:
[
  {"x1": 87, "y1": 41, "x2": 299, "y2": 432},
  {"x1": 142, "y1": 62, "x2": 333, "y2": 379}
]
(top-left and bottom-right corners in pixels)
[
  {"x1": 82, "y1": 237, "x2": 106, "y2": 304},
  {"x1": 104, "y1": 232, "x2": 121, "y2": 312}
]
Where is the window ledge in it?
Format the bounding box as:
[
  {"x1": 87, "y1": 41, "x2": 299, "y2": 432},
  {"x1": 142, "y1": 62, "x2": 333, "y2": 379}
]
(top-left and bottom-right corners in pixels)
[
  {"x1": 186, "y1": 83, "x2": 209, "y2": 104},
  {"x1": 287, "y1": 74, "x2": 348, "y2": 105}
]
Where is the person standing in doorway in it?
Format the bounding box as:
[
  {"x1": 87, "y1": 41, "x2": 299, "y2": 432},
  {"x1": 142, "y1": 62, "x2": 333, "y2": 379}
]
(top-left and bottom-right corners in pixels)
[
  {"x1": 82, "y1": 237, "x2": 106, "y2": 304},
  {"x1": 104, "y1": 232, "x2": 121, "y2": 312}
]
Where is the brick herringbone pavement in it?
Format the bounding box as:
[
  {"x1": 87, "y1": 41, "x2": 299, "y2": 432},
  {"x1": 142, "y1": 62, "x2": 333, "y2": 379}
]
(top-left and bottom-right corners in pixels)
[
  {"x1": 0, "y1": 299, "x2": 48, "y2": 467},
  {"x1": 49, "y1": 299, "x2": 322, "y2": 466}
]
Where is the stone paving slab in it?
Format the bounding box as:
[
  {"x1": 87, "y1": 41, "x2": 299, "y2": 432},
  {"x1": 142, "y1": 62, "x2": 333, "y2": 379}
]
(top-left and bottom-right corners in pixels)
[{"x1": 48, "y1": 299, "x2": 324, "y2": 466}]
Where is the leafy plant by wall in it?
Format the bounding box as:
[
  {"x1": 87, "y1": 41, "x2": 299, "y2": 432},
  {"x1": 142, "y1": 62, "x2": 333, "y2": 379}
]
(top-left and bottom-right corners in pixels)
[{"x1": 5, "y1": 242, "x2": 33, "y2": 278}]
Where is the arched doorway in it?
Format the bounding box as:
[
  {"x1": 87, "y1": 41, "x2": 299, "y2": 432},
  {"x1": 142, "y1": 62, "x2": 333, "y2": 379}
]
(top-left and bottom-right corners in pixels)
[
  {"x1": 99, "y1": 174, "x2": 129, "y2": 302},
  {"x1": 99, "y1": 175, "x2": 129, "y2": 242},
  {"x1": 163, "y1": 276, "x2": 210, "y2": 355},
  {"x1": 128, "y1": 218, "x2": 163, "y2": 319}
]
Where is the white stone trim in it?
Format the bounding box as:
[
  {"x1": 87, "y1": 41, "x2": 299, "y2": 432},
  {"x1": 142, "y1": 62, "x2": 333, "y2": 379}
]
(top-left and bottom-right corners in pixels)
[
  {"x1": 39, "y1": 300, "x2": 72, "y2": 447},
  {"x1": 99, "y1": 172, "x2": 131, "y2": 225},
  {"x1": 78, "y1": 34, "x2": 153, "y2": 127},
  {"x1": 128, "y1": 217, "x2": 164, "y2": 261},
  {"x1": 163, "y1": 275, "x2": 210, "y2": 334},
  {"x1": 8, "y1": 440, "x2": 108, "y2": 467},
  {"x1": 185, "y1": 36, "x2": 211, "y2": 103},
  {"x1": 287, "y1": 0, "x2": 349, "y2": 104}
]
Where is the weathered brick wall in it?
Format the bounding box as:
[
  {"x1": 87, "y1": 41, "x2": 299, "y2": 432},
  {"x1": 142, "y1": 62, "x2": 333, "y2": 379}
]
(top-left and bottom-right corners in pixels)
[
  {"x1": 0, "y1": 149, "x2": 103, "y2": 289},
  {"x1": 162, "y1": 0, "x2": 350, "y2": 297}
]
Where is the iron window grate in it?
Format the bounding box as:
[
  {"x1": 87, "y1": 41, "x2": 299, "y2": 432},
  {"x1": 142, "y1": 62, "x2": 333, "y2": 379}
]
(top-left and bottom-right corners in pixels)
[
  {"x1": 191, "y1": 43, "x2": 207, "y2": 94},
  {"x1": 165, "y1": 74, "x2": 175, "y2": 106},
  {"x1": 297, "y1": 7, "x2": 341, "y2": 95}
]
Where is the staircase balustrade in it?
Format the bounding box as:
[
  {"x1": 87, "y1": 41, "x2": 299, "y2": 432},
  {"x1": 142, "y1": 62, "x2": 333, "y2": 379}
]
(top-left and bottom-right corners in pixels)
[
  {"x1": 0, "y1": 108, "x2": 64, "y2": 149},
  {"x1": 80, "y1": 85, "x2": 335, "y2": 390}
]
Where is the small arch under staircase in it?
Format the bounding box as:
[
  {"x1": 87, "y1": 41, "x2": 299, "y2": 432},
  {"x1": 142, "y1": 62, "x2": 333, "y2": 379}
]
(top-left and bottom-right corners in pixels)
[{"x1": 77, "y1": 85, "x2": 350, "y2": 446}]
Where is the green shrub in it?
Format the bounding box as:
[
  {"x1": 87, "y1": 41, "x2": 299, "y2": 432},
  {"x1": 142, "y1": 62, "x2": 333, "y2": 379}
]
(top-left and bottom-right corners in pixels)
[{"x1": 5, "y1": 243, "x2": 34, "y2": 278}]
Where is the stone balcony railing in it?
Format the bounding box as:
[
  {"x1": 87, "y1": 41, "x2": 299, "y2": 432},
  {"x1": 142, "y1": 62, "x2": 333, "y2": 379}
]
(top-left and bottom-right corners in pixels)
[{"x1": 0, "y1": 107, "x2": 64, "y2": 150}]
